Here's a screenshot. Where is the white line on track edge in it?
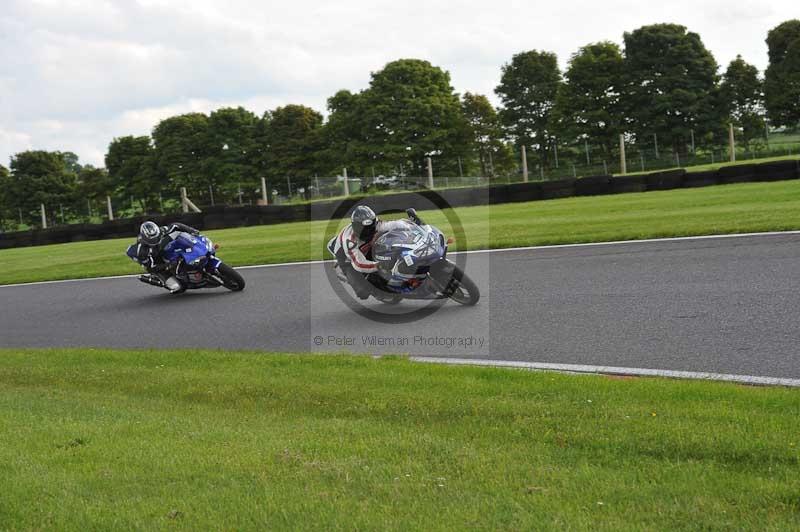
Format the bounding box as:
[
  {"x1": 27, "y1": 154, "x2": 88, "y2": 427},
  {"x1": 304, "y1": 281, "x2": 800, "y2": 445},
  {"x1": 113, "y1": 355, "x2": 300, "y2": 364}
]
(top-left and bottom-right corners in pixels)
[
  {"x1": 409, "y1": 356, "x2": 800, "y2": 387},
  {"x1": 3, "y1": 229, "x2": 800, "y2": 289}
]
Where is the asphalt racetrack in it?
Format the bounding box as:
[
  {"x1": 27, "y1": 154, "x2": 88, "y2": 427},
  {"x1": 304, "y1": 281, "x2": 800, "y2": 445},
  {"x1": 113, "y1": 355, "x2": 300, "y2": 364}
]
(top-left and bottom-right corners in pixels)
[{"x1": 2, "y1": 233, "x2": 800, "y2": 380}]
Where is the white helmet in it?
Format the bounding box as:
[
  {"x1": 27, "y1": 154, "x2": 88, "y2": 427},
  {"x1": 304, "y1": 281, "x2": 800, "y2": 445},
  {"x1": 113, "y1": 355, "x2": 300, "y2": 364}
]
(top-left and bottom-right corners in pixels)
[{"x1": 139, "y1": 221, "x2": 161, "y2": 246}]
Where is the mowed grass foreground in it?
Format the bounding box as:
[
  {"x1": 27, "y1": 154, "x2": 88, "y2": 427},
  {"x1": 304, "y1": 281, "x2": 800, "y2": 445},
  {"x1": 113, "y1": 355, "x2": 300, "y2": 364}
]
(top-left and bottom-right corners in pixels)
[
  {"x1": 4, "y1": 180, "x2": 800, "y2": 285},
  {"x1": 0, "y1": 349, "x2": 798, "y2": 529}
]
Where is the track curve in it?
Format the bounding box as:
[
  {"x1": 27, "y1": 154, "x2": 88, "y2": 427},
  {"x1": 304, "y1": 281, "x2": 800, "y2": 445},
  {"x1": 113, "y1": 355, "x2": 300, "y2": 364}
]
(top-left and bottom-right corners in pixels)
[{"x1": 2, "y1": 233, "x2": 800, "y2": 379}]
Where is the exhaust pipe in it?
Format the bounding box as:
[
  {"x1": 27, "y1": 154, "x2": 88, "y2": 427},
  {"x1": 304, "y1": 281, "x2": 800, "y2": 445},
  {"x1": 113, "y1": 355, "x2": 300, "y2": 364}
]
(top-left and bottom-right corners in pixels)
[{"x1": 138, "y1": 274, "x2": 164, "y2": 288}]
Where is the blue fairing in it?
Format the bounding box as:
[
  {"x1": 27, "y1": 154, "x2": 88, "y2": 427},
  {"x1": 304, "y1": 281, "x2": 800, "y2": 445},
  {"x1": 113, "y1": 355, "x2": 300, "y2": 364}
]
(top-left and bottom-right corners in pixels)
[{"x1": 163, "y1": 233, "x2": 221, "y2": 270}]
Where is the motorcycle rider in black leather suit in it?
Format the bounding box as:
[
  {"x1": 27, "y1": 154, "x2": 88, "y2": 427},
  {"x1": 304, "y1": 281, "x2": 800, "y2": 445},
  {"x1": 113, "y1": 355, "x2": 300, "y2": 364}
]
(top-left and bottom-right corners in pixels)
[{"x1": 127, "y1": 221, "x2": 201, "y2": 293}]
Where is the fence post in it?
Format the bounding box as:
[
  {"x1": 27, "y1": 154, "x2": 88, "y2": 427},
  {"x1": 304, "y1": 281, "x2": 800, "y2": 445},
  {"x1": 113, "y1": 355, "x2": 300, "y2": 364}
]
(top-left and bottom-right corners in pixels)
[
  {"x1": 553, "y1": 141, "x2": 559, "y2": 168},
  {"x1": 654, "y1": 134, "x2": 659, "y2": 159},
  {"x1": 457, "y1": 156, "x2": 463, "y2": 178},
  {"x1": 261, "y1": 177, "x2": 269, "y2": 205},
  {"x1": 521, "y1": 145, "x2": 529, "y2": 182},
  {"x1": 584, "y1": 139, "x2": 590, "y2": 165},
  {"x1": 40, "y1": 203, "x2": 47, "y2": 229},
  {"x1": 729, "y1": 123, "x2": 736, "y2": 162},
  {"x1": 181, "y1": 187, "x2": 202, "y2": 213},
  {"x1": 426, "y1": 157, "x2": 434, "y2": 189},
  {"x1": 343, "y1": 168, "x2": 350, "y2": 196},
  {"x1": 619, "y1": 134, "x2": 627, "y2": 175},
  {"x1": 690, "y1": 130, "x2": 696, "y2": 154},
  {"x1": 106, "y1": 196, "x2": 114, "y2": 221},
  {"x1": 640, "y1": 153, "x2": 645, "y2": 172}
]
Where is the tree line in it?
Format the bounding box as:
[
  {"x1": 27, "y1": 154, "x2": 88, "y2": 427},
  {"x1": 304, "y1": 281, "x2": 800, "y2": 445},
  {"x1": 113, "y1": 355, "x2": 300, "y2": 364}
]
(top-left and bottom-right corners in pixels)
[{"x1": 2, "y1": 20, "x2": 799, "y2": 228}]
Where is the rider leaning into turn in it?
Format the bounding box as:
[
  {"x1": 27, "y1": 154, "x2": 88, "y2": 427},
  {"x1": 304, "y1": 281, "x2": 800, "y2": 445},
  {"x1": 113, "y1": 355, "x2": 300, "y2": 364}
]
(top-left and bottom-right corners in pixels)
[
  {"x1": 127, "y1": 220, "x2": 200, "y2": 293},
  {"x1": 334, "y1": 205, "x2": 425, "y2": 299}
]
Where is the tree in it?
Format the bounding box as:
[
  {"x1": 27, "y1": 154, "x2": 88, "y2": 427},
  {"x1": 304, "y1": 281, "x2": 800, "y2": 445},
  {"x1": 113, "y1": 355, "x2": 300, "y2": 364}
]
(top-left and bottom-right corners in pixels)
[
  {"x1": 355, "y1": 59, "x2": 472, "y2": 177},
  {"x1": 622, "y1": 24, "x2": 723, "y2": 153},
  {"x1": 764, "y1": 20, "x2": 800, "y2": 127},
  {"x1": 721, "y1": 55, "x2": 766, "y2": 149},
  {"x1": 105, "y1": 136, "x2": 159, "y2": 211},
  {"x1": 206, "y1": 107, "x2": 259, "y2": 202},
  {"x1": 495, "y1": 50, "x2": 561, "y2": 164},
  {"x1": 61, "y1": 151, "x2": 82, "y2": 174},
  {"x1": 0, "y1": 164, "x2": 12, "y2": 229},
  {"x1": 461, "y1": 92, "x2": 506, "y2": 177},
  {"x1": 5, "y1": 151, "x2": 79, "y2": 227},
  {"x1": 263, "y1": 104, "x2": 324, "y2": 196},
  {"x1": 319, "y1": 90, "x2": 366, "y2": 174},
  {"x1": 74, "y1": 165, "x2": 113, "y2": 220},
  {"x1": 553, "y1": 41, "x2": 625, "y2": 160},
  {"x1": 151, "y1": 113, "x2": 212, "y2": 194},
  {"x1": 78, "y1": 166, "x2": 112, "y2": 203}
]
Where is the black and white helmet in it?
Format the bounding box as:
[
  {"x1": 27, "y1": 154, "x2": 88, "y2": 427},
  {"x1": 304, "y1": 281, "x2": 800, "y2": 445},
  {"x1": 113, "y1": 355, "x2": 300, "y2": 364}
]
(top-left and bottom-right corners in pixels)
[
  {"x1": 139, "y1": 221, "x2": 162, "y2": 246},
  {"x1": 351, "y1": 205, "x2": 377, "y2": 241}
]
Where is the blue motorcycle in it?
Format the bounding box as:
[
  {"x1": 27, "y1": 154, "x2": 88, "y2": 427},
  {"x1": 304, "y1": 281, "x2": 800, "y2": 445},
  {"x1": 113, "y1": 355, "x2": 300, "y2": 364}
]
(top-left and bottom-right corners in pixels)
[
  {"x1": 328, "y1": 218, "x2": 480, "y2": 306},
  {"x1": 127, "y1": 232, "x2": 245, "y2": 294}
]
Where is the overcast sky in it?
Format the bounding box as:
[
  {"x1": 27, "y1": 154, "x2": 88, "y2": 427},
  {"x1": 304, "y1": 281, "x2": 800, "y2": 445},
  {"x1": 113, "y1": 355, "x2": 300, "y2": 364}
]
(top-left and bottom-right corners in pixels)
[{"x1": 0, "y1": 0, "x2": 795, "y2": 167}]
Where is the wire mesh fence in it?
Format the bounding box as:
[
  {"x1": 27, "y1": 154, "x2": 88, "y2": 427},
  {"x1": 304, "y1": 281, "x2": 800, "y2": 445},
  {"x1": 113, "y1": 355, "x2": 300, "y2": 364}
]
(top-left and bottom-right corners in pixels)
[{"x1": 3, "y1": 129, "x2": 799, "y2": 232}]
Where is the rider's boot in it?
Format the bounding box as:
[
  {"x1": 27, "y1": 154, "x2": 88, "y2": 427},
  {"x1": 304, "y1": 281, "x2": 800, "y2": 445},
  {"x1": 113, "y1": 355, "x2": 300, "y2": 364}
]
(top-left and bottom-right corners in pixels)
[
  {"x1": 164, "y1": 276, "x2": 183, "y2": 293},
  {"x1": 153, "y1": 271, "x2": 183, "y2": 293},
  {"x1": 343, "y1": 264, "x2": 372, "y2": 300}
]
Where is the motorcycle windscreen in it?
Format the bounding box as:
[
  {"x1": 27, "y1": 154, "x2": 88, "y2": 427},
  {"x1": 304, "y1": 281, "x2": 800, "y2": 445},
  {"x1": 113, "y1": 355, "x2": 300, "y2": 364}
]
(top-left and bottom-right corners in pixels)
[
  {"x1": 373, "y1": 226, "x2": 444, "y2": 268},
  {"x1": 164, "y1": 233, "x2": 209, "y2": 266}
]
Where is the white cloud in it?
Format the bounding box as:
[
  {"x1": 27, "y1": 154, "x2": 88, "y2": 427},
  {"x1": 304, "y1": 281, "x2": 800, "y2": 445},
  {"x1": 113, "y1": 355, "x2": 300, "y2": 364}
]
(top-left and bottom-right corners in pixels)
[
  {"x1": 0, "y1": 128, "x2": 33, "y2": 161},
  {"x1": 0, "y1": 0, "x2": 795, "y2": 166}
]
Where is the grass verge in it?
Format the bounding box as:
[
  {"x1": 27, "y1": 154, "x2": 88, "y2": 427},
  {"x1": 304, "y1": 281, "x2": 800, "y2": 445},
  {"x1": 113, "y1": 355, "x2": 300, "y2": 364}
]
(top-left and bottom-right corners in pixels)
[
  {"x1": 0, "y1": 349, "x2": 798, "y2": 529},
  {"x1": 3, "y1": 179, "x2": 800, "y2": 285}
]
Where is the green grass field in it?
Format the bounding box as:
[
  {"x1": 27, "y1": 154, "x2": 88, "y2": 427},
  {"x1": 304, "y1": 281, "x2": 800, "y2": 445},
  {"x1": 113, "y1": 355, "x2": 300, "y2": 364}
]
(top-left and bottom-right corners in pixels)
[
  {"x1": 3, "y1": 179, "x2": 800, "y2": 286},
  {"x1": 0, "y1": 349, "x2": 797, "y2": 530}
]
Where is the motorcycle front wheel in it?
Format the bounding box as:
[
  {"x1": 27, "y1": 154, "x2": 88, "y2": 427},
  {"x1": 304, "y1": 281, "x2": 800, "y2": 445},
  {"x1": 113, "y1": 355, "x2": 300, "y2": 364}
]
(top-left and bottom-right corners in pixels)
[
  {"x1": 217, "y1": 263, "x2": 246, "y2": 291},
  {"x1": 430, "y1": 261, "x2": 480, "y2": 306}
]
